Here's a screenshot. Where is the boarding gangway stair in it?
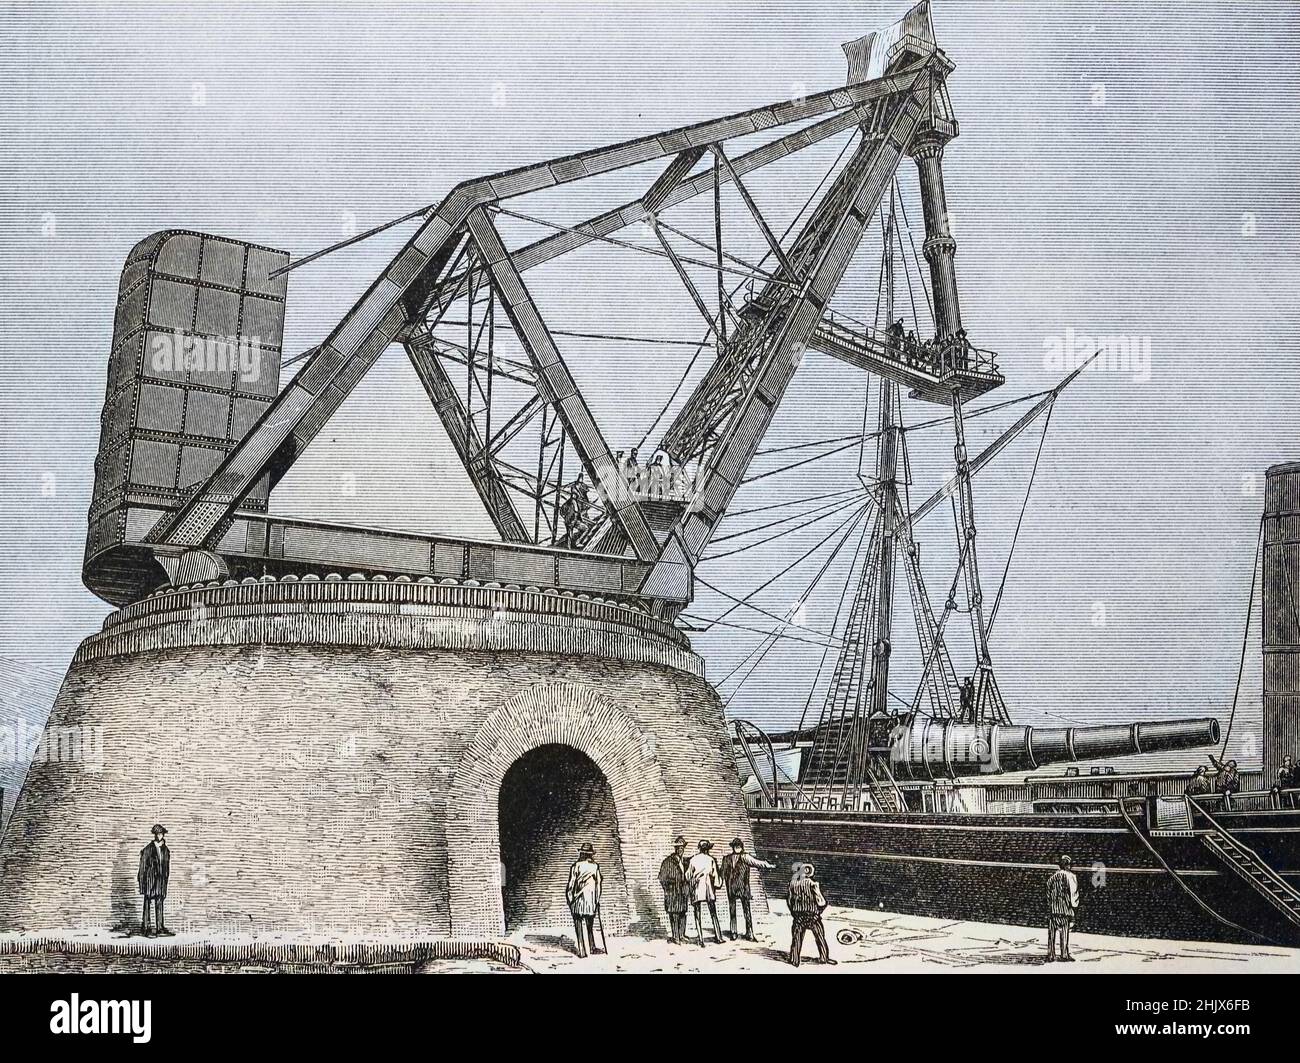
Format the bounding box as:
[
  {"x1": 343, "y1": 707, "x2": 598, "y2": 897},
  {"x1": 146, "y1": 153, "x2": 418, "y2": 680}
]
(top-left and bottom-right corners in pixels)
[{"x1": 1190, "y1": 797, "x2": 1300, "y2": 932}]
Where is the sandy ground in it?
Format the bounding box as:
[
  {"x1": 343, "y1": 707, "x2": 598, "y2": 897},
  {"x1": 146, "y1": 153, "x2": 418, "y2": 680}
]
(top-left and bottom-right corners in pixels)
[
  {"x1": 1, "y1": 906, "x2": 1293, "y2": 973},
  {"x1": 506, "y1": 902, "x2": 1300, "y2": 974}
]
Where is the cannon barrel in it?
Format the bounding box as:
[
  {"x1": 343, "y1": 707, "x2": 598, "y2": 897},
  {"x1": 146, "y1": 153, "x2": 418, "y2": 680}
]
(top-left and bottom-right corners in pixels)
[{"x1": 887, "y1": 716, "x2": 1221, "y2": 781}]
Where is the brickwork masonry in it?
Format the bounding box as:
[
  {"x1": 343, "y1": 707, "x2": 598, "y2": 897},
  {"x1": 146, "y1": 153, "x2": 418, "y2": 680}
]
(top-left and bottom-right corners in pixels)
[{"x1": 0, "y1": 575, "x2": 763, "y2": 939}]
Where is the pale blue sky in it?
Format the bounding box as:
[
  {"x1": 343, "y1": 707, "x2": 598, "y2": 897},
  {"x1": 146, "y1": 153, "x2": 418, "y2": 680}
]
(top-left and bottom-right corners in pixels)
[{"x1": 2, "y1": 1, "x2": 1298, "y2": 807}]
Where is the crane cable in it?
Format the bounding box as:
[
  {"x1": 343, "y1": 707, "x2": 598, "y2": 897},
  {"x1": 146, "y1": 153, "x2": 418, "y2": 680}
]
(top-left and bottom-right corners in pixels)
[
  {"x1": 703, "y1": 493, "x2": 869, "y2": 562},
  {"x1": 1220, "y1": 519, "x2": 1264, "y2": 756},
  {"x1": 697, "y1": 500, "x2": 872, "y2": 632},
  {"x1": 894, "y1": 183, "x2": 934, "y2": 320},
  {"x1": 269, "y1": 204, "x2": 433, "y2": 280},
  {"x1": 794, "y1": 516, "x2": 874, "y2": 737}
]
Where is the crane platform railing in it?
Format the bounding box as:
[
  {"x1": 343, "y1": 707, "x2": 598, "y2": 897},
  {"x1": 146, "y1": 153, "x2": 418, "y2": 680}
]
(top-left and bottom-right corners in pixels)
[{"x1": 809, "y1": 308, "x2": 1003, "y2": 403}]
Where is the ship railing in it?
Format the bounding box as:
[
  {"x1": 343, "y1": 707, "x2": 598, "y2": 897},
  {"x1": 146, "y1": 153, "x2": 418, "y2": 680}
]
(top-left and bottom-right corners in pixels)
[
  {"x1": 1191, "y1": 787, "x2": 1300, "y2": 813},
  {"x1": 1031, "y1": 797, "x2": 1124, "y2": 815}
]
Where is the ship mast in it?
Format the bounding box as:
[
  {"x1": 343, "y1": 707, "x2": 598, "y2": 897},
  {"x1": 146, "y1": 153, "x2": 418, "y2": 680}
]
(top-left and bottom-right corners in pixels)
[{"x1": 868, "y1": 190, "x2": 900, "y2": 721}]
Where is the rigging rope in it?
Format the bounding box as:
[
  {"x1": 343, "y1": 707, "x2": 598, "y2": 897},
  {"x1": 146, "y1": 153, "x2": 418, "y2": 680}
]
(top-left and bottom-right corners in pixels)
[
  {"x1": 795, "y1": 516, "x2": 874, "y2": 737},
  {"x1": 679, "y1": 614, "x2": 843, "y2": 649},
  {"x1": 1220, "y1": 518, "x2": 1264, "y2": 756},
  {"x1": 269, "y1": 205, "x2": 432, "y2": 280},
  {"x1": 703, "y1": 493, "x2": 868, "y2": 561},
  {"x1": 741, "y1": 438, "x2": 863, "y2": 486},
  {"x1": 757, "y1": 433, "x2": 863, "y2": 457},
  {"x1": 719, "y1": 501, "x2": 872, "y2": 698},
  {"x1": 749, "y1": 390, "x2": 1054, "y2": 460},
  {"x1": 890, "y1": 182, "x2": 920, "y2": 330},
  {"x1": 724, "y1": 486, "x2": 862, "y2": 518},
  {"x1": 894, "y1": 184, "x2": 934, "y2": 319},
  {"x1": 540, "y1": 328, "x2": 717, "y2": 348},
  {"x1": 698, "y1": 501, "x2": 872, "y2": 630},
  {"x1": 654, "y1": 218, "x2": 777, "y2": 283},
  {"x1": 987, "y1": 403, "x2": 1055, "y2": 634},
  {"x1": 491, "y1": 205, "x2": 790, "y2": 287}
]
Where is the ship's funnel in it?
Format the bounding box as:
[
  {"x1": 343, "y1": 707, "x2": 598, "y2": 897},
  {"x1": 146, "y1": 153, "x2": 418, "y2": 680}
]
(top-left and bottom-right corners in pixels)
[{"x1": 888, "y1": 716, "x2": 1221, "y2": 781}]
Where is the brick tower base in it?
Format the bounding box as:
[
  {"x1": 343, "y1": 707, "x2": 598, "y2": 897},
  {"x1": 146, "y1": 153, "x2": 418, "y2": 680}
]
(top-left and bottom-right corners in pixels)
[{"x1": 0, "y1": 575, "x2": 761, "y2": 939}]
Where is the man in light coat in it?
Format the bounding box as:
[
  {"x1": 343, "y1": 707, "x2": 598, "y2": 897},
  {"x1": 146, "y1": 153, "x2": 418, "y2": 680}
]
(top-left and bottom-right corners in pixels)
[
  {"x1": 720, "y1": 837, "x2": 775, "y2": 941},
  {"x1": 658, "y1": 835, "x2": 690, "y2": 944},
  {"x1": 565, "y1": 842, "x2": 603, "y2": 958},
  {"x1": 137, "y1": 823, "x2": 172, "y2": 937},
  {"x1": 686, "y1": 839, "x2": 725, "y2": 946},
  {"x1": 1046, "y1": 854, "x2": 1079, "y2": 962}
]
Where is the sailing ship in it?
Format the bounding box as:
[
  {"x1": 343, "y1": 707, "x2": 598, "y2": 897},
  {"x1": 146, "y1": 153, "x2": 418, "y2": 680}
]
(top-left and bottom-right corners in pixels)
[{"x1": 726, "y1": 18, "x2": 1300, "y2": 949}]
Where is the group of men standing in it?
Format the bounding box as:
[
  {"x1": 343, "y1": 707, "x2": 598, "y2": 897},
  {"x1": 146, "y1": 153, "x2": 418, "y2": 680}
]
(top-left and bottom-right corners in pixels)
[
  {"x1": 566, "y1": 836, "x2": 836, "y2": 966},
  {"x1": 1186, "y1": 753, "x2": 1300, "y2": 809},
  {"x1": 657, "y1": 837, "x2": 836, "y2": 966},
  {"x1": 657, "y1": 836, "x2": 774, "y2": 946}
]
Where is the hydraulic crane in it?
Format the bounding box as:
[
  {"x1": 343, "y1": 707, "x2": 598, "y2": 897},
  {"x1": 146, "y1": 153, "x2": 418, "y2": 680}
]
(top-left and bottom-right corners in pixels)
[{"x1": 84, "y1": 1, "x2": 1002, "y2": 625}]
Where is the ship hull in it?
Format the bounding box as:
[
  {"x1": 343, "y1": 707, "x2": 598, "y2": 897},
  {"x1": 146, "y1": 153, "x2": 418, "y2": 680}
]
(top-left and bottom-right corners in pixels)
[{"x1": 751, "y1": 806, "x2": 1300, "y2": 947}]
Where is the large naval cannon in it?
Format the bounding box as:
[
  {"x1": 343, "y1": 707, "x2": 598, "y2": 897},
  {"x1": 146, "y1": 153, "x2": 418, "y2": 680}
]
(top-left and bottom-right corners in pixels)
[{"x1": 883, "y1": 715, "x2": 1221, "y2": 781}]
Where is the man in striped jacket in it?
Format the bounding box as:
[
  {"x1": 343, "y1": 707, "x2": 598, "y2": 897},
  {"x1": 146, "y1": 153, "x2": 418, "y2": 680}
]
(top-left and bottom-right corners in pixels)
[
  {"x1": 787, "y1": 863, "x2": 837, "y2": 967},
  {"x1": 1046, "y1": 854, "x2": 1079, "y2": 962}
]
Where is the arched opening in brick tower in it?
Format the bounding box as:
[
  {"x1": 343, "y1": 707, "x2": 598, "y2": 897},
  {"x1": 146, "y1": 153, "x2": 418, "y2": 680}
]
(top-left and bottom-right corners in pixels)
[{"x1": 497, "y1": 743, "x2": 629, "y2": 932}]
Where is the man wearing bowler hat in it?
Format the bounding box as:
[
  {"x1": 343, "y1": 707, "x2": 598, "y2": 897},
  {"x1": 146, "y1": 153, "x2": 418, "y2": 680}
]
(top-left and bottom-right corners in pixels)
[
  {"x1": 658, "y1": 835, "x2": 690, "y2": 944},
  {"x1": 720, "y1": 837, "x2": 775, "y2": 941},
  {"x1": 138, "y1": 823, "x2": 172, "y2": 936}
]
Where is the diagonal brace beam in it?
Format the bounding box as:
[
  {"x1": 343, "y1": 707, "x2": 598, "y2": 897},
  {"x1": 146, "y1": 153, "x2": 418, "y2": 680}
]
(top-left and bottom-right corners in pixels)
[
  {"x1": 710, "y1": 143, "x2": 795, "y2": 279},
  {"x1": 404, "y1": 334, "x2": 531, "y2": 542},
  {"x1": 649, "y1": 218, "x2": 723, "y2": 340},
  {"x1": 465, "y1": 207, "x2": 660, "y2": 560}
]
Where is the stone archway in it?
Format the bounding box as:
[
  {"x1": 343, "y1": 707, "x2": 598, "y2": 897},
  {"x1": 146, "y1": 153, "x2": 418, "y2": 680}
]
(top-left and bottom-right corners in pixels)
[
  {"x1": 498, "y1": 744, "x2": 629, "y2": 932},
  {"x1": 446, "y1": 683, "x2": 674, "y2": 938}
]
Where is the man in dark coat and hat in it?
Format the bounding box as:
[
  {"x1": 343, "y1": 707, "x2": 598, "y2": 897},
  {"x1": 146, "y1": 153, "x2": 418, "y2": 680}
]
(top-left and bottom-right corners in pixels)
[
  {"x1": 658, "y1": 835, "x2": 690, "y2": 944},
  {"x1": 720, "y1": 837, "x2": 775, "y2": 941},
  {"x1": 137, "y1": 824, "x2": 172, "y2": 936}
]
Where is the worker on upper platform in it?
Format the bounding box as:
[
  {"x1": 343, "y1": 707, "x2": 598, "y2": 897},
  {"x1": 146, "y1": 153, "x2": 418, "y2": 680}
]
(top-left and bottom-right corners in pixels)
[
  {"x1": 1276, "y1": 755, "x2": 1297, "y2": 808},
  {"x1": 1208, "y1": 754, "x2": 1240, "y2": 807},
  {"x1": 559, "y1": 474, "x2": 597, "y2": 548}
]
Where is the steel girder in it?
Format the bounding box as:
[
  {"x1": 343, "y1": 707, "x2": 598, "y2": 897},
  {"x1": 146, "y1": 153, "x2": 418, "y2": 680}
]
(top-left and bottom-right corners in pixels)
[
  {"x1": 143, "y1": 62, "x2": 930, "y2": 561},
  {"x1": 650, "y1": 75, "x2": 933, "y2": 595},
  {"x1": 134, "y1": 53, "x2": 968, "y2": 620}
]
